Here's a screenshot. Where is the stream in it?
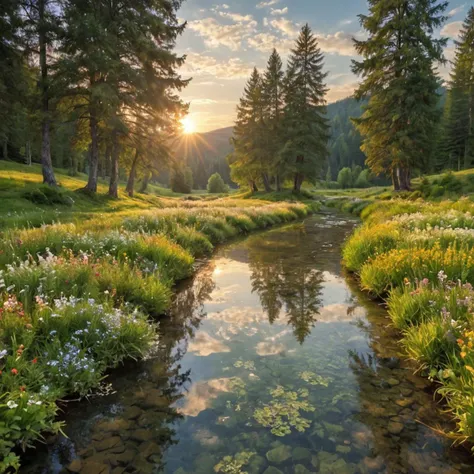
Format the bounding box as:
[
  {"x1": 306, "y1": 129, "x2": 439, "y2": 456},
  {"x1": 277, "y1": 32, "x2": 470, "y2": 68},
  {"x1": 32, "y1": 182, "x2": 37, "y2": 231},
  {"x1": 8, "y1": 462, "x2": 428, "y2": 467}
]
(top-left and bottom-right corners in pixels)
[{"x1": 21, "y1": 212, "x2": 474, "y2": 474}]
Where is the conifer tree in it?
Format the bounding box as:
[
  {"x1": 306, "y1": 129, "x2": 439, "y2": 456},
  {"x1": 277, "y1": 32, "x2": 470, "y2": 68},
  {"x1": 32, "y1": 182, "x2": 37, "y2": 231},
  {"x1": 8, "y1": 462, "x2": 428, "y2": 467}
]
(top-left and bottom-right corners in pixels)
[
  {"x1": 231, "y1": 67, "x2": 267, "y2": 191},
  {"x1": 281, "y1": 24, "x2": 329, "y2": 192},
  {"x1": 21, "y1": 0, "x2": 61, "y2": 185},
  {"x1": 262, "y1": 49, "x2": 285, "y2": 190},
  {"x1": 352, "y1": 0, "x2": 447, "y2": 190},
  {"x1": 443, "y1": 7, "x2": 474, "y2": 169}
]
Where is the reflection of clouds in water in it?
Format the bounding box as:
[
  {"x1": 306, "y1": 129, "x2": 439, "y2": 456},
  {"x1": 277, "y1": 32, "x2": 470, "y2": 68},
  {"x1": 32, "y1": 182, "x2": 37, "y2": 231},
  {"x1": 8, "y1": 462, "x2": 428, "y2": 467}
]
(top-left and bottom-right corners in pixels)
[
  {"x1": 188, "y1": 331, "x2": 231, "y2": 357},
  {"x1": 256, "y1": 341, "x2": 286, "y2": 356},
  {"x1": 209, "y1": 284, "x2": 243, "y2": 303},
  {"x1": 179, "y1": 377, "x2": 234, "y2": 416},
  {"x1": 265, "y1": 328, "x2": 292, "y2": 341},
  {"x1": 318, "y1": 304, "x2": 366, "y2": 323},
  {"x1": 207, "y1": 306, "x2": 287, "y2": 327},
  {"x1": 213, "y1": 259, "x2": 252, "y2": 276}
]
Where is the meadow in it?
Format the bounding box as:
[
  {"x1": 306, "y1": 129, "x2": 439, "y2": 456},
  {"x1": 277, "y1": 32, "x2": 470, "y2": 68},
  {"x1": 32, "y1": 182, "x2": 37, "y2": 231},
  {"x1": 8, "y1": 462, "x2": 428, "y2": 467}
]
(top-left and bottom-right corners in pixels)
[
  {"x1": 340, "y1": 175, "x2": 474, "y2": 449},
  {"x1": 0, "y1": 162, "x2": 319, "y2": 472}
]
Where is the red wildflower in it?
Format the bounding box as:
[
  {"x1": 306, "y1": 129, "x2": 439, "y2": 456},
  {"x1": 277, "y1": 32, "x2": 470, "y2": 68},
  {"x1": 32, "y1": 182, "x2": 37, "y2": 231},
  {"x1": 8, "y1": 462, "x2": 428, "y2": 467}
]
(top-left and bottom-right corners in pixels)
[
  {"x1": 32, "y1": 358, "x2": 37, "y2": 364},
  {"x1": 20, "y1": 386, "x2": 26, "y2": 392},
  {"x1": 11, "y1": 368, "x2": 18, "y2": 375}
]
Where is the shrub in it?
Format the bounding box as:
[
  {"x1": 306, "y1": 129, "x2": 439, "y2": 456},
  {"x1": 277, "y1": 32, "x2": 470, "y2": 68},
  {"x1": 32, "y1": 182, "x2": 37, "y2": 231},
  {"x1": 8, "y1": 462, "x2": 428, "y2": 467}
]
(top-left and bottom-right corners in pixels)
[
  {"x1": 343, "y1": 222, "x2": 400, "y2": 272},
  {"x1": 337, "y1": 167, "x2": 352, "y2": 189},
  {"x1": 355, "y1": 169, "x2": 371, "y2": 188},
  {"x1": 170, "y1": 166, "x2": 192, "y2": 194},
  {"x1": 207, "y1": 173, "x2": 229, "y2": 194}
]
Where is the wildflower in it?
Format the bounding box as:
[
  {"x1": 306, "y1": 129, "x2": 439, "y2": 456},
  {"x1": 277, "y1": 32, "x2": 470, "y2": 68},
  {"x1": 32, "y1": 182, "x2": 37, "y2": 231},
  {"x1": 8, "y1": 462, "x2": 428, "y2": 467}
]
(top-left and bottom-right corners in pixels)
[
  {"x1": 11, "y1": 368, "x2": 18, "y2": 375},
  {"x1": 7, "y1": 401, "x2": 18, "y2": 409},
  {"x1": 0, "y1": 349, "x2": 7, "y2": 359},
  {"x1": 20, "y1": 386, "x2": 26, "y2": 392},
  {"x1": 458, "y1": 339, "x2": 465, "y2": 346},
  {"x1": 461, "y1": 352, "x2": 467, "y2": 359},
  {"x1": 466, "y1": 366, "x2": 474, "y2": 375},
  {"x1": 32, "y1": 358, "x2": 37, "y2": 364}
]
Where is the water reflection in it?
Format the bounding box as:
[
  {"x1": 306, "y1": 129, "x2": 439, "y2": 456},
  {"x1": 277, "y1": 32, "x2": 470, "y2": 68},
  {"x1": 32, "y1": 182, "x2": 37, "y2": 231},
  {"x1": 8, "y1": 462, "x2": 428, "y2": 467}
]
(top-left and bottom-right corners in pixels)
[{"x1": 20, "y1": 214, "x2": 474, "y2": 474}]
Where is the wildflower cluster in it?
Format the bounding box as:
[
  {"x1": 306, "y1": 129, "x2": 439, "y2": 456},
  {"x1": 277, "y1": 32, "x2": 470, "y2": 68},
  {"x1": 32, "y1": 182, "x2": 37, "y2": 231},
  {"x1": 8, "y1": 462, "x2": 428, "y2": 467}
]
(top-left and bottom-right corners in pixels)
[{"x1": 345, "y1": 196, "x2": 474, "y2": 447}]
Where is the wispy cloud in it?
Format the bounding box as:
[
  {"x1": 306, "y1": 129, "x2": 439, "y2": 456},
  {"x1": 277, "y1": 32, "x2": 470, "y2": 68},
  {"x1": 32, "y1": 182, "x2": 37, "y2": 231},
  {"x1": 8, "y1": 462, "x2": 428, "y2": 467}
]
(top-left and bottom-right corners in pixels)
[
  {"x1": 181, "y1": 52, "x2": 254, "y2": 79},
  {"x1": 270, "y1": 7, "x2": 288, "y2": 16},
  {"x1": 441, "y1": 21, "x2": 463, "y2": 38},
  {"x1": 188, "y1": 17, "x2": 257, "y2": 50},
  {"x1": 448, "y1": 4, "x2": 465, "y2": 17},
  {"x1": 257, "y1": 0, "x2": 280, "y2": 8}
]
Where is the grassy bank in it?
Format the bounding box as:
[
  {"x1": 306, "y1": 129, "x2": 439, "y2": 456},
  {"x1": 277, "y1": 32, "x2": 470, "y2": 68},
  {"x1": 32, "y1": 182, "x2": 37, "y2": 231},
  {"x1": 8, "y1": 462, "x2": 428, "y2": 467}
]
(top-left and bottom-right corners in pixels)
[
  {"x1": 0, "y1": 162, "x2": 320, "y2": 472},
  {"x1": 341, "y1": 193, "x2": 474, "y2": 449}
]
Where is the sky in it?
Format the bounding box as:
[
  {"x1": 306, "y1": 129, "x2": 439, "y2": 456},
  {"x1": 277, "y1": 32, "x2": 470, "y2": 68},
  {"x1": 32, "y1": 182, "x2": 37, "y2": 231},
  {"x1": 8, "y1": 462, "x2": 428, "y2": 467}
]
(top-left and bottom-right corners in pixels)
[{"x1": 176, "y1": 0, "x2": 472, "y2": 133}]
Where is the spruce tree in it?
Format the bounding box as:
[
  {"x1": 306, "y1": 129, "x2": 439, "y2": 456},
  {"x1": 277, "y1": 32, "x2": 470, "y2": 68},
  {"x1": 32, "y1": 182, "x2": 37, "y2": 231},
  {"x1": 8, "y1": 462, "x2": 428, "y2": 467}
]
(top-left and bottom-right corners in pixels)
[
  {"x1": 262, "y1": 49, "x2": 285, "y2": 190},
  {"x1": 352, "y1": 0, "x2": 447, "y2": 190},
  {"x1": 231, "y1": 67, "x2": 266, "y2": 191},
  {"x1": 21, "y1": 0, "x2": 61, "y2": 185},
  {"x1": 444, "y1": 7, "x2": 474, "y2": 169},
  {"x1": 281, "y1": 24, "x2": 329, "y2": 192}
]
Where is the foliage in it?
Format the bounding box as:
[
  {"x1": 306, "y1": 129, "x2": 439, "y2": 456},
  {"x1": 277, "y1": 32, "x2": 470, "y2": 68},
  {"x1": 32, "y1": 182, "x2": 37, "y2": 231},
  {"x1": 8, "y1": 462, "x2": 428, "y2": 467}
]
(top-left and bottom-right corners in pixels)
[
  {"x1": 352, "y1": 0, "x2": 448, "y2": 190},
  {"x1": 337, "y1": 167, "x2": 352, "y2": 189},
  {"x1": 171, "y1": 165, "x2": 192, "y2": 194},
  {"x1": 214, "y1": 451, "x2": 255, "y2": 474},
  {"x1": 253, "y1": 386, "x2": 315, "y2": 436},
  {"x1": 207, "y1": 173, "x2": 229, "y2": 194}
]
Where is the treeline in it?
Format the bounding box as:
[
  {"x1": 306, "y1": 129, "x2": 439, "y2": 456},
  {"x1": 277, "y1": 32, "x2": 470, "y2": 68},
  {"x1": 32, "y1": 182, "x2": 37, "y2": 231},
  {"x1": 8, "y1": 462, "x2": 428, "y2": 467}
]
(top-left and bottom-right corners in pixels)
[
  {"x1": 0, "y1": 0, "x2": 188, "y2": 196},
  {"x1": 436, "y1": 8, "x2": 474, "y2": 172},
  {"x1": 228, "y1": 25, "x2": 330, "y2": 193}
]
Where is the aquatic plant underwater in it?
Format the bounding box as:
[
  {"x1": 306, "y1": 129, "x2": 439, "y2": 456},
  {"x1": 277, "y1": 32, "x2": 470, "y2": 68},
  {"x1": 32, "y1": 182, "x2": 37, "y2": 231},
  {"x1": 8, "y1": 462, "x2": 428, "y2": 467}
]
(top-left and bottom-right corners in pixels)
[
  {"x1": 0, "y1": 199, "x2": 317, "y2": 472},
  {"x1": 343, "y1": 197, "x2": 474, "y2": 448}
]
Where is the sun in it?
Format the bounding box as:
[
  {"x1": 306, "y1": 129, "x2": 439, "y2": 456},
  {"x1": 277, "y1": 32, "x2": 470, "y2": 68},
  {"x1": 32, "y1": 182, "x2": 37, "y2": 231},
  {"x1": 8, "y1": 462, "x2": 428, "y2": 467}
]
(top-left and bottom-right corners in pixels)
[{"x1": 181, "y1": 117, "x2": 196, "y2": 135}]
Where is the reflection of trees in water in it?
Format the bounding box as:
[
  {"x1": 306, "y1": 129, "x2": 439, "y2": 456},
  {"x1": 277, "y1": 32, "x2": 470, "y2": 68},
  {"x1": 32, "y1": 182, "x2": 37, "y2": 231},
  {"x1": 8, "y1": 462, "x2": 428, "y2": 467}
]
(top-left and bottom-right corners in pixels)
[{"x1": 247, "y1": 239, "x2": 324, "y2": 344}]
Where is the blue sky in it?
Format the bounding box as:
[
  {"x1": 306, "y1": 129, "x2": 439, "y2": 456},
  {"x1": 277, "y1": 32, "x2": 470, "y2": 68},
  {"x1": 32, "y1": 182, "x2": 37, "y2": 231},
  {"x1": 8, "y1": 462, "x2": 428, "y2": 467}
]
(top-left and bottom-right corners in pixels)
[{"x1": 176, "y1": 0, "x2": 471, "y2": 132}]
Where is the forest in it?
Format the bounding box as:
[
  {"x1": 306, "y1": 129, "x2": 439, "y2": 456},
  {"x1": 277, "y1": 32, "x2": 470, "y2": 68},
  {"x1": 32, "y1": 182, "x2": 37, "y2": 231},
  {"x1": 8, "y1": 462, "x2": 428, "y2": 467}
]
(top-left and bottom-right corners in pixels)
[{"x1": 229, "y1": 5, "x2": 474, "y2": 192}]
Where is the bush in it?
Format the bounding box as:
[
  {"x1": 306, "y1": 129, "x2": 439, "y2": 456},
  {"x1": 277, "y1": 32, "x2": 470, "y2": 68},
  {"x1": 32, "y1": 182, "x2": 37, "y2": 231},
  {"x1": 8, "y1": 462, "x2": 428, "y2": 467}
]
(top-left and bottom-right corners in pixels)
[
  {"x1": 170, "y1": 166, "x2": 192, "y2": 194},
  {"x1": 355, "y1": 169, "x2": 371, "y2": 188},
  {"x1": 337, "y1": 167, "x2": 352, "y2": 189},
  {"x1": 207, "y1": 173, "x2": 229, "y2": 193}
]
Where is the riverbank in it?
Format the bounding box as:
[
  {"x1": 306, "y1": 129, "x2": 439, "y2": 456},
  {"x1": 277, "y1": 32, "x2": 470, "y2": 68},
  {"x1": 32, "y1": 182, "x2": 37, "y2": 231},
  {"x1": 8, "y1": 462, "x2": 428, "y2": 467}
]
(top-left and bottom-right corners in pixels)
[
  {"x1": 338, "y1": 195, "x2": 474, "y2": 449},
  {"x1": 0, "y1": 195, "x2": 320, "y2": 472}
]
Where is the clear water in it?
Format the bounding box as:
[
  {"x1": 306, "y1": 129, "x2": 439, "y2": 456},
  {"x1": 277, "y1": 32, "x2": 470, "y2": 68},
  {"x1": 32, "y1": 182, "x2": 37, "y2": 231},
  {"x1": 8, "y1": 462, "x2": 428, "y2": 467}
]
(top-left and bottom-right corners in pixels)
[{"x1": 21, "y1": 214, "x2": 474, "y2": 474}]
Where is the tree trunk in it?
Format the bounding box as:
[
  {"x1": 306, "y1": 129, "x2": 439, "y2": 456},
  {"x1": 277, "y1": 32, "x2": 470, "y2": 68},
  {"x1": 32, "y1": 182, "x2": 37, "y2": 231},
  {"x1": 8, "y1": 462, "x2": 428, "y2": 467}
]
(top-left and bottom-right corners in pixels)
[
  {"x1": 85, "y1": 103, "x2": 99, "y2": 193},
  {"x1": 465, "y1": 82, "x2": 473, "y2": 169},
  {"x1": 104, "y1": 142, "x2": 111, "y2": 177},
  {"x1": 139, "y1": 170, "x2": 151, "y2": 193},
  {"x1": 276, "y1": 174, "x2": 281, "y2": 192},
  {"x1": 392, "y1": 167, "x2": 401, "y2": 191},
  {"x1": 39, "y1": 0, "x2": 57, "y2": 186},
  {"x1": 2, "y1": 139, "x2": 8, "y2": 160},
  {"x1": 126, "y1": 149, "x2": 140, "y2": 197},
  {"x1": 293, "y1": 173, "x2": 303, "y2": 192},
  {"x1": 262, "y1": 173, "x2": 272, "y2": 192},
  {"x1": 108, "y1": 131, "x2": 120, "y2": 198},
  {"x1": 26, "y1": 140, "x2": 32, "y2": 165},
  {"x1": 249, "y1": 180, "x2": 258, "y2": 192}
]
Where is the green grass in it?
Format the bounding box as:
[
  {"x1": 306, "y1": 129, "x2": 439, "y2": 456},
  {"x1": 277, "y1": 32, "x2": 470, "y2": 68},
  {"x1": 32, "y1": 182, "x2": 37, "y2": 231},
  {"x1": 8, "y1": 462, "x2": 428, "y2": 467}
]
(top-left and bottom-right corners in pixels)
[
  {"x1": 337, "y1": 173, "x2": 474, "y2": 449},
  {"x1": 0, "y1": 160, "x2": 321, "y2": 471}
]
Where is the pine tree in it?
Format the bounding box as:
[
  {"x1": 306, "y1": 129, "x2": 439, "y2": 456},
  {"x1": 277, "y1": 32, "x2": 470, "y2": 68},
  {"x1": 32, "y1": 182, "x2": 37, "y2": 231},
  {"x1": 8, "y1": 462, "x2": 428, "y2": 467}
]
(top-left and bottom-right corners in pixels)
[
  {"x1": 352, "y1": 0, "x2": 447, "y2": 190},
  {"x1": 21, "y1": 0, "x2": 61, "y2": 185},
  {"x1": 262, "y1": 49, "x2": 285, "y2": 190},
  {"x1": 58, "y1": 0, "x2": 187, "y2": 194},
  {"x1": 281, "y1": 24, "x2": 329, "y2": 192},
  {"x1": 231, "y1": 67, "x2": 267, "y2": 191},
  {"x1": 444, "y1": 7, "x2": 474, "y2": 170}
]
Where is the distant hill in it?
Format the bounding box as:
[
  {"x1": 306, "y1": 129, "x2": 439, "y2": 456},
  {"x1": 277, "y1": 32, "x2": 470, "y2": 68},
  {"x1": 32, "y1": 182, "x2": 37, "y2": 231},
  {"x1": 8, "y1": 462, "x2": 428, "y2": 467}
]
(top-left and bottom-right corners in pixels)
[
  {"x1": 174, "y1": 98, "x2": 371, "y2": 188},
  {"x1": 175, "y1": 127, "x2": 234, "y2": 189}
]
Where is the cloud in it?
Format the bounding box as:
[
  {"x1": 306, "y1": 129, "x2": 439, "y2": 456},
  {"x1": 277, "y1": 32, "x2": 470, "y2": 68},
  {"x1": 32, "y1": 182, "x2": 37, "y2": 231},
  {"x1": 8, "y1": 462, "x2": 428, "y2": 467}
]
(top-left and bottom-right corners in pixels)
[
  {"x1": 270, "y1": 7, "x2": 288, "y2": 16},
  {"x1": 188, "y1": 17, "x2": 257, "y2": 50},
  {"x1": 316, "y1": 31, "x2": 357, "y2": 56},
  {"x1": 327, "y1": 81, "x2": 358, "y2": 103},
  {"x1": 441, "y1": 21, "x2": 463, "y2": 38},
  {"x1": 188, "y1": 331, "x2": 230, "y2": 356},
  {"x1": 247, "y1": 32, "x2": 293, "y2": 53},
  {"x1": 448, "y1": 4, "x2": 465, "y2": 17},
  {"x1": 340, "y1": 19, "x2": 355, "y2": 26},
  {"x1": 257, "y1": 0, "x2": 280, "y2": 8},
  {"x1": 270, "y1": 17, "x2": 300, "y2": 37},
  {"x1": 218, "y1": 11, "x2": 255, "y2": 22},
  {"x1": 181, "y1": 52, "x2": 254, "y2": 79}
]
